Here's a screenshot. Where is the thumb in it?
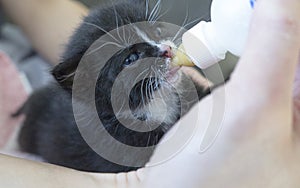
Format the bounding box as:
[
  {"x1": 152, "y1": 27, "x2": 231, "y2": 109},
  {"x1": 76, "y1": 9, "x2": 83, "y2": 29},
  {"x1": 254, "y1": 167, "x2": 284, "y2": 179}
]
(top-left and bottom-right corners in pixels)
[{"x1": 230, "y1": 0, "x2": 300, "y2": 105}]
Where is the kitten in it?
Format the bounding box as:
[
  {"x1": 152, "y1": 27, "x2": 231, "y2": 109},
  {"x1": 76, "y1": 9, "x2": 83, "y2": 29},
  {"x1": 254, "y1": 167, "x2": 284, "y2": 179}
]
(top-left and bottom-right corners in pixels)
[{"x1": 15, "y1": 0, "x2": 211, "y2": 173}]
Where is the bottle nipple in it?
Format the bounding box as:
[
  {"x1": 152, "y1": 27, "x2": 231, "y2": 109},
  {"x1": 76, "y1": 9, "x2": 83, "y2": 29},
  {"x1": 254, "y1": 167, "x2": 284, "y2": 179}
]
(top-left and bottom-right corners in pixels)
[{"x1": 171, "y1": 44, "x2": 195, "y2": 67}]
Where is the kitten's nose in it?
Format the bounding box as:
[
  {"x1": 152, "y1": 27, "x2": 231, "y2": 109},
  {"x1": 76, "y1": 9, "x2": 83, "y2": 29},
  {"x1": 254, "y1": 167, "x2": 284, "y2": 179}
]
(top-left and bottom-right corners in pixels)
[{"x1": 159, "y1": 44, "x2": 172, "y2": 58}]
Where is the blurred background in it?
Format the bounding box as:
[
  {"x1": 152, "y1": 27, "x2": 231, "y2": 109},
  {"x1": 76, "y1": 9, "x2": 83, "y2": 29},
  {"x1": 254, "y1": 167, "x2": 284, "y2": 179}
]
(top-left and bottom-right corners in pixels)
[{"x1": 0, "y1": 0, "x2": 237, "y2": 90}]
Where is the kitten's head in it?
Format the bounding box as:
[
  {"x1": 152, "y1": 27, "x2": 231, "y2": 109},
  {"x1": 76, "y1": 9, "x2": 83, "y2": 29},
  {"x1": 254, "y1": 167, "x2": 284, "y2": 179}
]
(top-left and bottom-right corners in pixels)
[
  {"x1": 52, "y1": 0, "x2": 201, "y2": 146},
  {"x1": 53, "y1": 0, "x2": 165, "y2": 86}
]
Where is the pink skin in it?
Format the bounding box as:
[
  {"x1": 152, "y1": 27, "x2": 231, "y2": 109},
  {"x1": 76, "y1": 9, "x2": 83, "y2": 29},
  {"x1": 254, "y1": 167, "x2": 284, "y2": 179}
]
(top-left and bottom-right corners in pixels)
[
  {"x1": 0, "y1": 53, "x2": 28, "y2": 149},
  {"x1": 165, "y1": 66, "x2": 181, "y2": 83},
  {"x1": 159, "y1": 44, "x2": 181, "y2": 83},
  {"x1": 159, "y1": 44, "x2": 173, "y2": 58}
]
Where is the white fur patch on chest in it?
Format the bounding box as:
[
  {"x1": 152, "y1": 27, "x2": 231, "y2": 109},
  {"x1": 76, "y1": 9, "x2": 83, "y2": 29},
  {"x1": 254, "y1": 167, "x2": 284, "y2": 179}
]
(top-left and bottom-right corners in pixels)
[{"x1": 134, "y1": 83, "x2": 181, "y2": 126}]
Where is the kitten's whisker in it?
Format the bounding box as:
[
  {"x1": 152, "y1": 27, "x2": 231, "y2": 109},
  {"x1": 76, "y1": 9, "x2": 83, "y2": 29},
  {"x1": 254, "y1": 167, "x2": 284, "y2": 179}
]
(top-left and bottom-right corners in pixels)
[
  {"x1": 82, "y1": 22, "x2": 121, "y2": 44},
  {"x1": 140, "y1": 73, "x2": 150, "y2": 107},
  {"x1": 150, "y1": 78, "x2": 158, "y2": 104},
  {"x1": 151, "y1": 0, "x2": 162, "y2": 23},
  {"x1": 146, "y1": 132, "x2": 151, "y2": 147},
  {"x1": 147, "y1": 75, "x2": 155, "y2": 118},
  {"x1": 171, "y1": 5, "x2": 189, "y2": 42},
  {"x1": 153, "y1": 69, "x2": 165, "y2": 100},
  {"x1": 151, "y1": 1, "x2": 170, "y2": 24},
  {"x1": 152, "y1": 7, "x2": 170, "y2": 23},
  {"x1": 172, "y1": 12, "x2": 209, "y2": 43},
  {"x1": 109, "y1": 0, "x2": 126, "y2": 45},
  {"x1": 126, "y1": 23, "x2": 136, "y2": 45},
  {"x1": 148, "y1": 0, "x2": 161, "y2": 22},
  {"x1": 116, "y1": 99, "x2": 127, "y2": 117},
  {"x1": 122, "y1": 25, "x2": 129, "y2": 46},
  {"x1": 145, "y1": 0, "x2": 149, "y2": 20},
  {"x1": 122, "y1": 22, "x2": 136, "y2": 47},
  {"x1": 127, "y1": 33, "x2": 135, "y2": 45},
  {"x1": 145, "y1": 79, "x2": 152, "y2": 107},
  {"x1": 132, "y1": 68, "x2": 149, "y2": 110},
  {"x1": 87, "y1": 41, "x2": 124, "y2": 56},
  {"x1": 153, "y1": 66, "x2": 168, "y2": 101},
  {"x1": 119, "y1": 18, "x2": 131, "y2": 46},
  {"x1": 134, "y1": 69, "x2": 148, "y2": 105},
  {"x1": 149, "y1": 77, "x2": 154, "y2": 98},
  {"x1": 134, "y1": 68, "x2": 149, "y2": 83},
  {"x1": 157, "y1": 81, "x2": 166, "y2": 99},
  {"x1": 141, "y1": 82, "x2": 146, "y2": 107},
  {"x1": 155, "y1": 74, "x2": 160, "y2": 91},
  {"x1": 183, "y1": 17, "x2": 202, "y2": 28},
  {"x1": 56, "y1": 72, "x2": 75, "y2": 82},
  {"x1": 172, "y1": 17, "x2": 202, "y2": 46},
  {"x1": 142, "y1": 79, "x2": 148, "y2": 107}
]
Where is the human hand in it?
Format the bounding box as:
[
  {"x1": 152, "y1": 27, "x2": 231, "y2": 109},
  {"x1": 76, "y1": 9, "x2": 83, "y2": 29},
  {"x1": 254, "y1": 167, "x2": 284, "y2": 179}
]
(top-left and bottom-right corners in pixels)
[
  {"x1": 0, "y1": 53, "x2": 28, "y2": 148},
  {"x1": 141, "y1": 0, "x2": 300, "y2": 187}
]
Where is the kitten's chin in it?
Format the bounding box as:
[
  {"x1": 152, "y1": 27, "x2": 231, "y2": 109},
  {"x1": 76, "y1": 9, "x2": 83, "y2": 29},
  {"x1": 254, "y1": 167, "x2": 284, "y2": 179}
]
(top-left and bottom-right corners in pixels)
[{"x1": 165, "y1": 66, "x2": 181, "y2": 84}]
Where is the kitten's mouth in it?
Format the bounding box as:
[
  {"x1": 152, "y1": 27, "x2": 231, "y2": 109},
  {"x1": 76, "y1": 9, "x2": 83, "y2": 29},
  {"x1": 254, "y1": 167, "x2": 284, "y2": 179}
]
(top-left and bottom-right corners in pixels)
[{"x1": 159, "y1": 44, "x2": 182, "y2": 84}]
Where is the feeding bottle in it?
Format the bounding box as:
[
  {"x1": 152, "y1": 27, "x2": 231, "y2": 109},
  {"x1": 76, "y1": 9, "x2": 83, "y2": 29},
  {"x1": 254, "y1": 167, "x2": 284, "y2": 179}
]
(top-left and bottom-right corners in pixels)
[{"x1": 172, "y1": 0, "x2": 256, "y2": 69}]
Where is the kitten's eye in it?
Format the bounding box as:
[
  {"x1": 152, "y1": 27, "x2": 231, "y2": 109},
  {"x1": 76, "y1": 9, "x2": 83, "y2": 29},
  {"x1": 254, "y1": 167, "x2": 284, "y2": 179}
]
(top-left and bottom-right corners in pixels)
[{"x1": 124, "y1": 53, "x2": 139, "y2": 66}]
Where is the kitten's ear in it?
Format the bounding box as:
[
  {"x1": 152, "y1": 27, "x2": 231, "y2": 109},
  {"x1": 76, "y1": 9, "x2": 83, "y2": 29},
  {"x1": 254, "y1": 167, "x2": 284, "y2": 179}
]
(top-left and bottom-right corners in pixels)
[{"x1": 52, "y1": 55, "x2": 81, "y2": 91}]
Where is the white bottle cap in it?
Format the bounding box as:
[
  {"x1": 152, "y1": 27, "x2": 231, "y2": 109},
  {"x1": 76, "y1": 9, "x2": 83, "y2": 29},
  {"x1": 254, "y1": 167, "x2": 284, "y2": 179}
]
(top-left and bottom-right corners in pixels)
[{"x1": 182, "y1": 21, "x2": 227, "y2": 69}]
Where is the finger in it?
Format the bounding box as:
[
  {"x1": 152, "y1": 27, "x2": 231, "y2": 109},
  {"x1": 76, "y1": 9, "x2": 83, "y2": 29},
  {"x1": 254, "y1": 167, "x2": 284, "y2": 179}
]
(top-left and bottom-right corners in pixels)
[
  {"x1": 180, "y1": 67, "x2": 213, "y2": 89},
  {"x1": 229, "y1": 0, "x2": 300, "y2": 105}
]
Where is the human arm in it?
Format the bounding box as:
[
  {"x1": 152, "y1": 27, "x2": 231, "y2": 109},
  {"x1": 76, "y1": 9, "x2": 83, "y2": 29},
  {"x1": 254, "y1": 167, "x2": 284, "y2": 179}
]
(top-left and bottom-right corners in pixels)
[
  {"x1": 0, "y1": 153, "x2": 146, "y2": 188},
  {"x1": 143, "y1": 0, "x2": 300, "y2": 187},
  {"x1": 0, "y1": 0, "x2": 88, "y2": 65}
]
